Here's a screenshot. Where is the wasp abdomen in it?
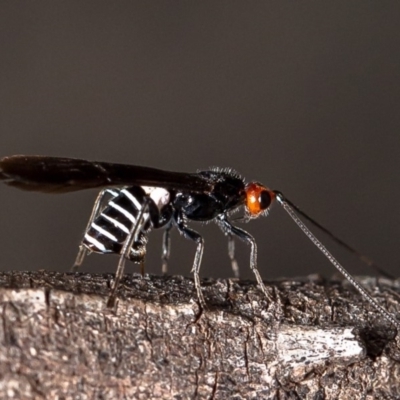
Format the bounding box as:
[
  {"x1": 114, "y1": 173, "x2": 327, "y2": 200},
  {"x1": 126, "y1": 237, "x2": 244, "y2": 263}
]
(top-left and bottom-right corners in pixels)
[{"x1": 83, "y1": 187, "x2": 152, "y2": 262}]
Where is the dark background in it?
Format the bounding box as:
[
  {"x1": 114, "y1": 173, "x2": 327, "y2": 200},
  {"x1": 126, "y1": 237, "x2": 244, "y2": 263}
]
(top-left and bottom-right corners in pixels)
[{"x1": 0, "y1": 2, "x2": 399, "y2": 282}]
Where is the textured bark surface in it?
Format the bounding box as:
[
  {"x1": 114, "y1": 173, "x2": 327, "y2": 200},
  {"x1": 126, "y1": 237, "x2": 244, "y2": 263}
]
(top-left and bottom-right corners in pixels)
[{"x1": 0, "y1": 270, "x2": 399, "y2": 399}]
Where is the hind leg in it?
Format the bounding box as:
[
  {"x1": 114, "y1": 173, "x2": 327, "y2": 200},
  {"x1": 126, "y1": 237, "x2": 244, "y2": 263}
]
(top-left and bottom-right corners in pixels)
[
  {"x1": 72, "y1": 189, "x2": 119, "y2": 271},
  {"x1": 107, "y1": 198, "x2": 150, "y2": 308}
]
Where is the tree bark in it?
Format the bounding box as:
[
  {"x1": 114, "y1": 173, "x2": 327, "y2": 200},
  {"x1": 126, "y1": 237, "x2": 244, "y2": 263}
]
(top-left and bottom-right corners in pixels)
[{"x1": 0, "y1": 270, "x2": 399, "y2": 399}]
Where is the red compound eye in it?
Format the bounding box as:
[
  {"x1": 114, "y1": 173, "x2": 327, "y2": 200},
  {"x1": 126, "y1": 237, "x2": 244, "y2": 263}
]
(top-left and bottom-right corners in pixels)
[{"x1": 245, "y1": 182, "x2": 275, "y2": 216}]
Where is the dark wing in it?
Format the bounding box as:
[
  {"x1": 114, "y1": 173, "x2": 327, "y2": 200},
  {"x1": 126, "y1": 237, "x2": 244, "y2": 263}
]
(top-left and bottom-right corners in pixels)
[{"x1": 0, "y1": 155, "x2": 213, "y2": 194}]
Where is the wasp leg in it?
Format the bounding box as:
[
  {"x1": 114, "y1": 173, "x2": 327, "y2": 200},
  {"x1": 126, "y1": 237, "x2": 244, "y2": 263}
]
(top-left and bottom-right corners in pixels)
[
  {"x1": 175, "y1": 212, "x2": 205, "y2": 308},
  {"x1": 107, "y1": 198, "x2": 150, "y2": 308},
  {"x1": 218, "y1": 215, "x2": 273, "y2": 303},
  {"x1": 72, "y1": 188, "x2": 119, "y2": 271},
  {"x1": 161, "y1": 225, "x2": 172, "y2": 274},
  {"x1": 227, "y1": 234, "x2": 240, "y2": 278},
  {"x1": 140, "y1": 260, "x2": 145, "y2": 277}
]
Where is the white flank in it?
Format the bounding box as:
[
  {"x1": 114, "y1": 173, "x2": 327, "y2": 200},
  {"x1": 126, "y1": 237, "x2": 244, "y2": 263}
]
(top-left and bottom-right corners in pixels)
[{"x1": 142, "y1": 186, "x2": 170, "y2": 210}]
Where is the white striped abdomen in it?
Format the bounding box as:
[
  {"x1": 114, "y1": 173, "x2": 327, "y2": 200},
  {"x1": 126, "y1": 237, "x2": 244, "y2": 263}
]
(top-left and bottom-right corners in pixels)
[{"x1": 83, "y1": 186, "x2": 169, "y2": 262}]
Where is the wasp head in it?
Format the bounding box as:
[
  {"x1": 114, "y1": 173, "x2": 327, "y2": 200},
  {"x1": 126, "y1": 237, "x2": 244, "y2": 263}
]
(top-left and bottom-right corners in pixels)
[{"x1": 244, "y1": 182, "x2": 275, "y2": 218}]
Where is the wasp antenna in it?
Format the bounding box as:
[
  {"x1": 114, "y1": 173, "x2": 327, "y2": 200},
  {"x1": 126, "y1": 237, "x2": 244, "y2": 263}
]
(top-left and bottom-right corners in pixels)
[
  {"x1": 274, "y1": 191, "x2": 400, "y2": 331},
  {"x1": 273, "y1": 191, "x2": 394, "y2": 280}
]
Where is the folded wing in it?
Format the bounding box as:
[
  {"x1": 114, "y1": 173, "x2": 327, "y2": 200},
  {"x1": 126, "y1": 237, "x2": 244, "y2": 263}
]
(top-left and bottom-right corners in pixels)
[{"x1": 0, "y1": 155, "x2": 211, "y2": 194}]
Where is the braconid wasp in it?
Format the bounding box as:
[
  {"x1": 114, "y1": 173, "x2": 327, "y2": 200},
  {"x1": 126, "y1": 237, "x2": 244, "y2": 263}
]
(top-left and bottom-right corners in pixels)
[{"x1": 0, "y1": 154, "x2": 398, "y2": 331}]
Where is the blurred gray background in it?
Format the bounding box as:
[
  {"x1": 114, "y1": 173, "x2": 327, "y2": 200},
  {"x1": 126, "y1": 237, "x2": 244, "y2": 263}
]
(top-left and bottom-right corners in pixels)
[{"x1": 0, "y1": 2, "x2": 399, "y2": 282}]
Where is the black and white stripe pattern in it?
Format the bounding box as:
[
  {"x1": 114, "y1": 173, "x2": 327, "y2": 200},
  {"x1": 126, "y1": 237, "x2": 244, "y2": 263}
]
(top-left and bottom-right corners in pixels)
[{"x1": 83, "y1": 187, "x2": 151, "y2": 262}]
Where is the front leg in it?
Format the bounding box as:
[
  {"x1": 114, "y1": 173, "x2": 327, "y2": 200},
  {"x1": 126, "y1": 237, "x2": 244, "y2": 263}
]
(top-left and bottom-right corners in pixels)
[
  {"x1": 161, "y1": 225, "x2": 172, "y2": 275},
  {"x1": 174, "y1": 212, "x2": 206, "y2": 308},
  {"x1": 227, "y1": 234, "x2": 240, "y2": 278},
  {"x1": 217, "y1": 214, "x2": 273, "y2": 303}
]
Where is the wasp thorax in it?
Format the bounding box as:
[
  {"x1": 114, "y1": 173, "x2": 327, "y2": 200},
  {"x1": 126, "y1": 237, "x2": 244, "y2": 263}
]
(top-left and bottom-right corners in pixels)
[{"x1": 245, "y1": 182, "x2": 275, "y2": 216}]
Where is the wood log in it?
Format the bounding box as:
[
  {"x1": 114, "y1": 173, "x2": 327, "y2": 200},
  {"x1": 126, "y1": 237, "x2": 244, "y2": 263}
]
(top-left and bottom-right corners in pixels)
[{"x1": 0, "y1": 270, "x2": 399, "y2": 399}]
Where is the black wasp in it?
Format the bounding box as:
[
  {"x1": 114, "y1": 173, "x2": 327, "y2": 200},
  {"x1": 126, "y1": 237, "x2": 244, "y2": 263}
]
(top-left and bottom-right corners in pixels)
[{"x1": 0, "y1": 155, "x2": 399, "y2": 331}]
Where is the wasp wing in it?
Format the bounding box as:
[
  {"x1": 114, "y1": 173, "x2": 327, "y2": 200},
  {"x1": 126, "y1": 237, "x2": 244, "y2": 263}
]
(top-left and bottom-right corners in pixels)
[{"x1": 0, "y1": 155, "x2": 212, "y2": 194}]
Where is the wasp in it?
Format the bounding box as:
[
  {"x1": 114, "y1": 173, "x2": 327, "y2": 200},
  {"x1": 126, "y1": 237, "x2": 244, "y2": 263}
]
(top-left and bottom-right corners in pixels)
[{"x1": 0, "y1": 155, "x2": 398, "y2": 330}]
